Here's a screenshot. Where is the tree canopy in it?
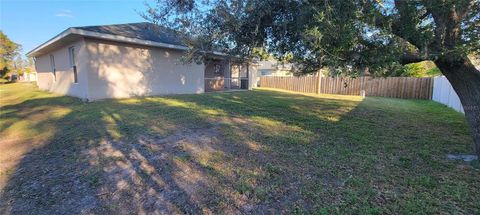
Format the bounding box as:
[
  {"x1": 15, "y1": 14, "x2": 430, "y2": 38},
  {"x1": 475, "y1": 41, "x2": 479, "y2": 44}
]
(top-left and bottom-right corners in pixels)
[
  {"x1": 0, "y1": 31, "x2": 21, "y2": 78},
  {"x1": 144, "y1": 0, "x2": 479, "y2": 75}
]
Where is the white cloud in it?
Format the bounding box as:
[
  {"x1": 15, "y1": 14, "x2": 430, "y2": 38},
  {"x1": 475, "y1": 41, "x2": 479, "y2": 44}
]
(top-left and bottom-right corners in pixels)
[{"x1": 56, "y1": 9, "x2": 73, "y2": 18}]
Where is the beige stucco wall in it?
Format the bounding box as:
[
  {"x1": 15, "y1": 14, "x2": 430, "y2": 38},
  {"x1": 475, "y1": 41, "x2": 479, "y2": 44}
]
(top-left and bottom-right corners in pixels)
[
  {"x1": 35, "y1": 39, "x2": 90, "y2": 99},
  {"x1": 84, "y1": 38, "x2": 205, "y2": 100},
  {"x1": 33, "y1": 37, "x2": 256, "y2": 100}
]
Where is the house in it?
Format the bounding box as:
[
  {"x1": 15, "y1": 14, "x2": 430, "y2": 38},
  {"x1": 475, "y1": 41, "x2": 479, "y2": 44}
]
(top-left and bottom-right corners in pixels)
[
  {"x1": 27, "y1": 22, "x2": 257, "y2": 100},
  {"x1": 257, "y1": 60, "x2": 293, "y2": 77},
  {"x1": 20, "y1": 70, "x2": 37, "y2": 82},
  {"x1": 255, "y1": 60, "x2": 293, "y2": 86}
]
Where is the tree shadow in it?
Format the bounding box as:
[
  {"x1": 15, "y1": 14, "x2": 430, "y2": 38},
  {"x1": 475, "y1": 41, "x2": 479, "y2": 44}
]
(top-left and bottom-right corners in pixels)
[
  {"x1": 0, "y1": 94, "x2": 217, "y2": 214},
  {"x1": 0, "y1": 89, "x2": 475, "y2": 214}
]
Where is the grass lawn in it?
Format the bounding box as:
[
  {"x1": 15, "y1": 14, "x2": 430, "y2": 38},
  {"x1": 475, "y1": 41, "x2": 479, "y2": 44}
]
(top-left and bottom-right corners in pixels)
[{"x1": 0, "y1": 83, "x2": 479, "y2": 214}]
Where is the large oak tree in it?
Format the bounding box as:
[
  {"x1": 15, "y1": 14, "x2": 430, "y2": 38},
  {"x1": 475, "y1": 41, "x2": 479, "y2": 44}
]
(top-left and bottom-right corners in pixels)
[{"x1": 144, "y1": 0, "x2": 480, "y2": 156}]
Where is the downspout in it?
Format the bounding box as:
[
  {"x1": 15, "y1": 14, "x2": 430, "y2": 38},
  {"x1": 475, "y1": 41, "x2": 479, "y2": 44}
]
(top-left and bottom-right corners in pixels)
[
  {"x1": 228, "y1": 59, "x2": 231, "y2": 89},
  {"x1": 247, "y1": 61, "x2": 251, "y2": 90}
]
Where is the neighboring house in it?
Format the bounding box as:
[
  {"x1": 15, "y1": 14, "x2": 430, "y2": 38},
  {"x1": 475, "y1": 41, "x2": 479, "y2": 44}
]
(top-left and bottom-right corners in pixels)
[
  {"x1": 257, "y1": 60, "x2": 293, "y2": 76},
  {"x1": 27, "y1": 22, "x2": 257, "y2": 100},
  {"x1": 19, "y1": 71, "x2": 37, "y2": 82},
  {"x1": 255, "y1": 60, "x2": 293, "y2": 86},
  {"x1": 18, "y1": 67, "x2": 37, "y2": 82}
]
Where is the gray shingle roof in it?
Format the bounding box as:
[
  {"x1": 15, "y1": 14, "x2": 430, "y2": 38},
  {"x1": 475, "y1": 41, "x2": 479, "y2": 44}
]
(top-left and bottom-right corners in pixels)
[{"x1": 74, "y1": 22, "x2": 184, "y2": 46}]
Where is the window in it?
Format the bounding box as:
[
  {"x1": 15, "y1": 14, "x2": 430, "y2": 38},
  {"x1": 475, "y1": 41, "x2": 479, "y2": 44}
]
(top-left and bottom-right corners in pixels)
[
  {"x1": 214, "y1": 64, "x2": 222, "y2": 75},
  {"x1": 260, "y1": 69, "x2": 269, "y2": 76},
  {"x1": 69, "y1": 47, "x2": 77, "y2": 83},
  {"x1": 50, "y1": 54, "x2": 56, "y2": 82}
]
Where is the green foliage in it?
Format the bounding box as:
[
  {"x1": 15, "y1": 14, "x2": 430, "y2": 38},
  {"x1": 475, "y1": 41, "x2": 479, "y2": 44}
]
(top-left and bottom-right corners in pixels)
[
  {"x1": 400, "y1": 61, "x2": 441, "y2": 77},
  {"x1": 251, "y1": 47, "x2": 271, "y2": 60},
  {"x1": 143, "y1": 0, "x2": 479, "y2": 76},
  {"x1": 0, "y1": 31, "x2": 21, "y2": 78},
  {"x1": 426, "y1": 67, "x2": 442, "y2": 77},
  {"x1": 402, "y1": 63, "x2": 425, "y2": 77},
  {"x1": 22, "y1": 66, "x2": 33, "y2": 75}
]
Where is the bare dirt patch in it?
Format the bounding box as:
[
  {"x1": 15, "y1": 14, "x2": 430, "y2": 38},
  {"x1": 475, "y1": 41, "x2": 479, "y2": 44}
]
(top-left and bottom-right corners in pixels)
[
  {"x1": 88, "y1": 126, "x2": 229, "y2": 214},
  {"x1": 82, "y1": 122, "x2": 296, "y2": 214}
]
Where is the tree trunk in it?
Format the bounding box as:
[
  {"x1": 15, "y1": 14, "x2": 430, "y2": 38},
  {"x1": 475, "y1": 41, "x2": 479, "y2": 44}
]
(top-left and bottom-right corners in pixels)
[{"x1": 435, "y1": 56, "x2": 480, "y2": 157}]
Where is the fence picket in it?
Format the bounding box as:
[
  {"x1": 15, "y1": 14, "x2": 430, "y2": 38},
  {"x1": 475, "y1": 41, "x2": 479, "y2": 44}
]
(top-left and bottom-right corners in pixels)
[{"x1": 259, "y1": 76, "x2": 434, "y2": 100}]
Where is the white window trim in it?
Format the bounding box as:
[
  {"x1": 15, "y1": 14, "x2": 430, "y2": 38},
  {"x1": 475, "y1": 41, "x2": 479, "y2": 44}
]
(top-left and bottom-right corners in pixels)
[
  {"x1": 68, "y1": 46, "x2": 75, "y2": 67},
  {"x1": 68, "y1": 46, "x2": 78, "y2": 84},
  {"x1": 50, "y1": 54, "x2": 56, "y2": 82}
]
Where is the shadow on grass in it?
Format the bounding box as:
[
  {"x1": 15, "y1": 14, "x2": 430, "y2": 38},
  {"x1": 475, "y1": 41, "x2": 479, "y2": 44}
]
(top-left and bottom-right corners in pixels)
[{"x1": 0, "y1": 89, "x2": 477, "y2": 214}]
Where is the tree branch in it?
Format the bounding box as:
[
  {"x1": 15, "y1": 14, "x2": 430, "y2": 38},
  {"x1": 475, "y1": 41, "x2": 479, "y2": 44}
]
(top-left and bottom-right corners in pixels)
[
  {"x1": 361, "y1": 0, "x2": 425, "y2": 50},
  {"x1": 400, "y1": 51, "x2": 427, "y2": 64},
  {"x1": 392, "y1": 0, "x2": 428, "y2": 49}
]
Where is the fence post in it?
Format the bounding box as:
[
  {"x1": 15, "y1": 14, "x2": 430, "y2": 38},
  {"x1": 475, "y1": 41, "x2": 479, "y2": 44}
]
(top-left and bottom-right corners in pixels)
[
  {"x1": 316, "y1": 72, "x2": 322, "y2": 94},
  {"x1": 261, "y1": 76, "x2": 435, "y2": 100}
]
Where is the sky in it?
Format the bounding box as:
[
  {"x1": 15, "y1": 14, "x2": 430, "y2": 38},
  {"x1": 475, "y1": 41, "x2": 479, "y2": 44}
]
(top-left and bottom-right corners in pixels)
[{"x1": 1, "y1": 0, "x2": 149, "y2": 56}]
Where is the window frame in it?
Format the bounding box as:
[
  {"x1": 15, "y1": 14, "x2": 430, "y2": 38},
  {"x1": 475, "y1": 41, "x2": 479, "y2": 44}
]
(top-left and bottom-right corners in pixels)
[
  {"x1": 49, "y1": 54, "x2": 56, "y2": 82},
  {"x1": 260, "y1": 69, "x2": 269, "y2": 76},
  {"x1": 68, "y1": 46, "x2": 78, "y2": 83},
  {"x1": 214, "y1": 64, "x2": 223, "y2": 75}
]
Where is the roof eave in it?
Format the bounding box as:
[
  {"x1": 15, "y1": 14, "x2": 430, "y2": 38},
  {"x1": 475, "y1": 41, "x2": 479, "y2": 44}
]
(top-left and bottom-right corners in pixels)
[
  {"x1": 26, "y1": 28, "x2": 74, "y2": 57},
  {"x1": 27, "y1": 28, "x2": 189, "y2": 57}
]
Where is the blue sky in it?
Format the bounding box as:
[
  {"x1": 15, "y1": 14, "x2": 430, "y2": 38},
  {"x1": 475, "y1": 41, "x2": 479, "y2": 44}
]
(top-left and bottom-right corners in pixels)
[{"x1": 1, "y1": 0, "x2": 149, "y2": 56}]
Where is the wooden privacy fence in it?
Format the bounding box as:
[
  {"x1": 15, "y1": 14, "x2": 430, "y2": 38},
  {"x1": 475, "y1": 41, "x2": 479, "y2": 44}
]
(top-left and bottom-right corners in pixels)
[{"x1": 260, "y1": 76, "x2": 434, "y2": 99}]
